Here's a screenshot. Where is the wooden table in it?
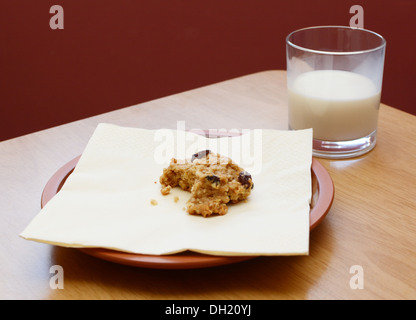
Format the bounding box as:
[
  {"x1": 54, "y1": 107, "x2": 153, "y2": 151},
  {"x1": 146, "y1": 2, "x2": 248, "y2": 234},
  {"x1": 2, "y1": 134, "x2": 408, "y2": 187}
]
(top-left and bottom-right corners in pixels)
[{"x1": 1, "y1": 70, "x2": 416, "y2": 300}]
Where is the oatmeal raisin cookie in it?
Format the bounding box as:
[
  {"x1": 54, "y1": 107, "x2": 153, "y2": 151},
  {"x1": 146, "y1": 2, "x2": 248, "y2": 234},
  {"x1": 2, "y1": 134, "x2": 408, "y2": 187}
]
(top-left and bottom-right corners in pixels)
[{"x1": 159, "y1": 150, "x2": 254, "y2": 217}]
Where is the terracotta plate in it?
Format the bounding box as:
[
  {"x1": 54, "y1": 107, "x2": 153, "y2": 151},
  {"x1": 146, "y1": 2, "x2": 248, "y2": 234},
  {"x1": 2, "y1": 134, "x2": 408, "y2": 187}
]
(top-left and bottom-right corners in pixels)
[{"x1": 40, "y1": 154, "x2": 334, "y2": 270}]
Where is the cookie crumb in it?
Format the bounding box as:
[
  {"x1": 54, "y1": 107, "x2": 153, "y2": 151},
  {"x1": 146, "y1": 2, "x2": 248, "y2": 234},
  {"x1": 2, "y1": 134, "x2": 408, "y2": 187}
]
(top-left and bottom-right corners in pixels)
[
  {"x1": 174, "y1": 196, "x2": 179, "y2": 203},
  {"x1": 161, "y1": 185, "x2": 171, "y2": 195},
  {"x1": 150, "y1": 199, "x2": 158, "y2": 206}
]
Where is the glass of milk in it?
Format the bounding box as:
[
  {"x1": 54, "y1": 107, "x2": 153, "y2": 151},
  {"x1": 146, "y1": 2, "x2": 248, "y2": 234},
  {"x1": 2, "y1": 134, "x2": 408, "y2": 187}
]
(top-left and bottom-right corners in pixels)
[{"x1": 286, "y1": 26, "x2": 386, "y2": 159}]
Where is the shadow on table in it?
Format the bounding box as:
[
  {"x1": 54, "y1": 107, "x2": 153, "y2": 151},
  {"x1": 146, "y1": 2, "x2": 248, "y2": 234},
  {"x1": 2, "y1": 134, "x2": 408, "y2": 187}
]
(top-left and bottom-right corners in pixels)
[{"x1": 48, "y1": 219, "x2": 334, "y2": 300}]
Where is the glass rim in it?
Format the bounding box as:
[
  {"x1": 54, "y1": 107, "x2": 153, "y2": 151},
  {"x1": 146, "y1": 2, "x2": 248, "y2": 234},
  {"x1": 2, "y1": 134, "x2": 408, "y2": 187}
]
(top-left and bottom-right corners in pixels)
[{"x1": 286, "y1": 25, "x2": 386, "y2": 55}]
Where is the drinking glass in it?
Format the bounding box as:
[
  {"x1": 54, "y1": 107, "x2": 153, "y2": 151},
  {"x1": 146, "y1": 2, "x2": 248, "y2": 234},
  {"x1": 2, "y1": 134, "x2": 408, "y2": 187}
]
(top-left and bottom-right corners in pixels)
[{"x1": 286, "y1": 26, "x2": 386, "y2": 159}]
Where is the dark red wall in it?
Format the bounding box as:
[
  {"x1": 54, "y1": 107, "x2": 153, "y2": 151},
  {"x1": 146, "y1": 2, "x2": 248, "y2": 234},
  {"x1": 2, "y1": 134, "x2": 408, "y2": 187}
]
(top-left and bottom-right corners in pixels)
[{"x1": 1, "y1": 1, "x2": 415, "y2": 141}]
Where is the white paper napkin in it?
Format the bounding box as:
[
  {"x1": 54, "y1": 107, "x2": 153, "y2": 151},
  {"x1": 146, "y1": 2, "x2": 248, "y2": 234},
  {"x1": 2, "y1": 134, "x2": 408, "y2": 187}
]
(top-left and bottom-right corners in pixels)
[{"x1": 20, "y1": 123, "x2": 312, "y2": 256}]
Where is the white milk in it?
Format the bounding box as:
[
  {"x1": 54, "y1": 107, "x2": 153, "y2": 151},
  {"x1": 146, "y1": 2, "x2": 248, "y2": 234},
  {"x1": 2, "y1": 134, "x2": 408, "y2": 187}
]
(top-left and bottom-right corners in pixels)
[{"x1": 288, "y1": 70, "x2": 381, "y2": 141}]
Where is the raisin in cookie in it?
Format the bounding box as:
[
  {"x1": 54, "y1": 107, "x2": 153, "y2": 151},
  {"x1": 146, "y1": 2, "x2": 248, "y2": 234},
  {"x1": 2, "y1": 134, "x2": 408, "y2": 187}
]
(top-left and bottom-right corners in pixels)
[{"x1": 159, "y1": 150, "x2": 254, "y2": 217}]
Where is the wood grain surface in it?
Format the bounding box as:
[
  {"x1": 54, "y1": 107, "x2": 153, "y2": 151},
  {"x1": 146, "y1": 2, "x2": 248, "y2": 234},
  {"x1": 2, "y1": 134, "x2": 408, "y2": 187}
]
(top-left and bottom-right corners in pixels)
[{"x1": 1, "y1": 70, "x2": 415, "y2": 299}]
